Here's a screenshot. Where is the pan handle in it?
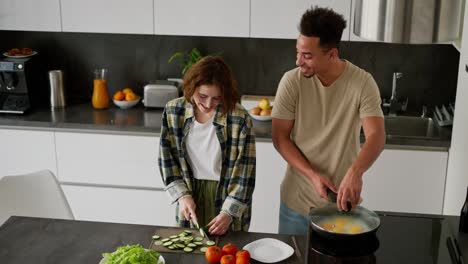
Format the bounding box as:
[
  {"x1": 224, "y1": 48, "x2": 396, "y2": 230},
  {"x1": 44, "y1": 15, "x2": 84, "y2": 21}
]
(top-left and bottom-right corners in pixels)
[{"x1": 327, "y1": 189, "x2": 352, "y2": 212}]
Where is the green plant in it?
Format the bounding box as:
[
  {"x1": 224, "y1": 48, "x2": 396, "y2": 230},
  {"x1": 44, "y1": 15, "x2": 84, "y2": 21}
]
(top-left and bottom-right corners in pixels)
[{"x1": 168, "y1": 48, "x2": 204, "y2": 75}]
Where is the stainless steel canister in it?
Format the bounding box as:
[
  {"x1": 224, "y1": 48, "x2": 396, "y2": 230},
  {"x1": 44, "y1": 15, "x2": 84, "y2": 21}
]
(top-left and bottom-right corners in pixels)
[{"x1": 48, "y1": 70, "x2": 66, "y2": 108}]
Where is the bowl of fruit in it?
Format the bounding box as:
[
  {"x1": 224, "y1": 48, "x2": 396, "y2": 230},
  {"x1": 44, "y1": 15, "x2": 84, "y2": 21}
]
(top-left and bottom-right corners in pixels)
[
  {"x1": 113, "y1": 88, "x2": 140, "y2": 109},
  {"x1": 248, "y1": 98, "x2": 273, "y2": 121}
]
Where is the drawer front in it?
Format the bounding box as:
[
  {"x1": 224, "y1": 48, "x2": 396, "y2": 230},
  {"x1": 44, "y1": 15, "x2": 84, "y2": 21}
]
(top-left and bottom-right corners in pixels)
[
  {"x1": 56, "y1": 132, "x2": 164, "y2": 188},
  {"x1": 62, "y1": 185, "x2": 175, "y2": 226}
]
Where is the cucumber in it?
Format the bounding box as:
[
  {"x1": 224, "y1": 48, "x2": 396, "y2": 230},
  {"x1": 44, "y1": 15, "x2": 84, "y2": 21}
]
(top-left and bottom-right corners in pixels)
[
  {"x1": 185, "y1": 236, "x2": 194, "y2": 241},
  {"x1": 183, "y1": 247, "x2": 194, "y2": 252},
  {"x1": 169, "y1": 235, "x2": 178, "y2": 239},
  {"x1": 163, "y1": 241, "x2": 173, "y2": 247},
  {"x1": 161, "y1": 238, "x2": 170, "y2": 242},
  {"x1": 171, "y1": 238, "x2": 180, "y2": 242},
  {"x1": 194, "y1": 241, "x2": 203, "y2": 246},
  {"x1": 200, "y1": 247, "x2": 208, "y2": 253},
  {"x1": 152, "y1": 235, "x2": 160, "y2": 240},
  {"x1": 194, "y1": 237, "x2": 204, "y2": 242},
  {"x1": 154, "y1": 241, "x2": 163, "y2": 246},
  {"x1": 176, "y1": 243, "x2": 186, "y2": 249},
  {"x1": 187, "y1": 243, "x2": 197, "y2": 248},
  {"x1": 179, "y1": 232, "x2": 187, "y2": 237},
  {"x1": 206, "y1": 240, "x2": 216, "y2": 246},
  {"x1": 168, "y1": 245, "x2": 175, "y2": 250},
  {"x1": 184, "y1": 230, "x2": 192, "y2": 234}
]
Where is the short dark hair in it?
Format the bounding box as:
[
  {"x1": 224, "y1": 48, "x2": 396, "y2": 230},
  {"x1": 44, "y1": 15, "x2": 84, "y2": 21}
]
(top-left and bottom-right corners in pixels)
[
  {"x1": 183, "y1": 56, "x2": 239, "y2": 115},
  {"x1": 299, "y1": 6, "x2": 347, "y2": 49}
]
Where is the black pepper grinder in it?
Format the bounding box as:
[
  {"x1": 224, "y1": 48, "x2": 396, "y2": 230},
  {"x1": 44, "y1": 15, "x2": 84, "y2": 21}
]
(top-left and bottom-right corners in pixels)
[{"x1": 460, "y1": 186, "x2": 468, "y2": 233}]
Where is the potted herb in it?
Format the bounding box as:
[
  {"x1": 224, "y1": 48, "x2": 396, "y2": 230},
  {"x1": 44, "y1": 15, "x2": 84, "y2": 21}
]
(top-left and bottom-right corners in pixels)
[{"x1": 168, "y1": 48, "x2": 204, "y2": 75}]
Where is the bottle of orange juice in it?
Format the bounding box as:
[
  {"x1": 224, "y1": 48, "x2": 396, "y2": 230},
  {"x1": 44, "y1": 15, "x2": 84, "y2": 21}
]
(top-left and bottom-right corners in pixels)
[{"x1": 92, "y1": 68, "x2": 109, "y2": 109}]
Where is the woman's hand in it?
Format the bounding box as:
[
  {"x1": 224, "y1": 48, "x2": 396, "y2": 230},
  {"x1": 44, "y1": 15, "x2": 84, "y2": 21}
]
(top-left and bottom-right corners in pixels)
[
  {"x1": 178, "y1": 195, "x2": 197, "y2": 222},
  {"x1": 208, "y1": 213, "x2": 232, "y2": 235}
]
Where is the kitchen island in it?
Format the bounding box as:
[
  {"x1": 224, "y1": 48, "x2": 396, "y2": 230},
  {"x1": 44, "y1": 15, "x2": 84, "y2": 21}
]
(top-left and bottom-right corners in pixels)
[{"x1": 1, "y1": 213, "x2": 467, "y2": 264}]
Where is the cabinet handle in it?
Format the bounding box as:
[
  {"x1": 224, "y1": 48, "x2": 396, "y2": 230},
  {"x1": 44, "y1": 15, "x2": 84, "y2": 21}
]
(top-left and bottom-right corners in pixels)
[{"x1": 465, "y1": 64, "x2": 468, "y2": 73}]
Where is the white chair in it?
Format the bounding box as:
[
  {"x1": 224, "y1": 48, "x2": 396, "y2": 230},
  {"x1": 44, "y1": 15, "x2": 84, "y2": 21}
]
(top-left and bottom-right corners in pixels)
[{"x1": 0, "y1": 169, "x2": 74, "y2": 225}]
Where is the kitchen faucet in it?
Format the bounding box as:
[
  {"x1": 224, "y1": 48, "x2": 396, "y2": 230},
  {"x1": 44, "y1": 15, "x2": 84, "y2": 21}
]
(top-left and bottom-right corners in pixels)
[{"x1": 383, "y1": 72, "x2": 407, "y2": 116}]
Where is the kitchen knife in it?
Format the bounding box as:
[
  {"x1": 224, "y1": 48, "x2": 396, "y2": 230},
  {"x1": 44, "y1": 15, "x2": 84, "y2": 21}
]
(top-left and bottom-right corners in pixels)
[{"x1": 192, "y1": 218, "x2": 209, "y2": 240}]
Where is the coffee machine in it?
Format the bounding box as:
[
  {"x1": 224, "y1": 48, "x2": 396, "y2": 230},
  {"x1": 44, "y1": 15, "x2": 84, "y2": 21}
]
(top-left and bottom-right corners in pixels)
[{"x1": 0, "y1": 57, "x2": 46, "y2": 114}]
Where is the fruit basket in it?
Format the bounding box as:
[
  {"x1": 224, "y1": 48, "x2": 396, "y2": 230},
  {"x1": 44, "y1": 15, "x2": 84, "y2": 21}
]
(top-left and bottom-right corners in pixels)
[{"x1": 241, "y1": 95, "x2": 274, "y2": 122}]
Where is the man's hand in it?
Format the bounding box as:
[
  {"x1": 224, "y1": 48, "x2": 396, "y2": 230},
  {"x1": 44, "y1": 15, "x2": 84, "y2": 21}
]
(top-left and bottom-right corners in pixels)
[
  {"x1": 308, "y1": 172, "x2": 337, "y2": 202},
  {"x1": 208, "y1": 213, "x2": 232, "y2": 235},
  {"x1": 178, "y1": 195, "x2": 197, "y2": 223},
  {"x1": 337, "y1": 167, "x2": 363, "y2": 211}
]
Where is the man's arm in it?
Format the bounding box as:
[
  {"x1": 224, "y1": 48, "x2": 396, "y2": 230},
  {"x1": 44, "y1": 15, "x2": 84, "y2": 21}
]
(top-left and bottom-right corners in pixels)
[
  {"x1": 337, "y1": 116, "x2": 385, "y2": 210},
  {"x1": 272, "y1": 118, "x2": 337, "y2": 200}
]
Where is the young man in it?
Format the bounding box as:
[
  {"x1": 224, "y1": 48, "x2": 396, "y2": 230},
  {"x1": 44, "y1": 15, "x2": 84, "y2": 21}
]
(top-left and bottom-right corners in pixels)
[{"x1": 272, "y1": 6, "x2": 386, "y2": 235}]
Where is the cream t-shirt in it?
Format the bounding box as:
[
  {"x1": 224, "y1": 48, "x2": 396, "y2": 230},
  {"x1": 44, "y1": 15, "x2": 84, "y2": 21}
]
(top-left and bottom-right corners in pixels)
[{"x1": 272, "y1": 60, "x2": 384, "y2": 216}]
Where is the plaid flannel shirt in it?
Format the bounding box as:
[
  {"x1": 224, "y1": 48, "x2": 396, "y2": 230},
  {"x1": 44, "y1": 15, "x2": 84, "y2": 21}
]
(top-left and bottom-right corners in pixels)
[{"x1": 158, "y1": 97, "x2": 256, "y2": 231}]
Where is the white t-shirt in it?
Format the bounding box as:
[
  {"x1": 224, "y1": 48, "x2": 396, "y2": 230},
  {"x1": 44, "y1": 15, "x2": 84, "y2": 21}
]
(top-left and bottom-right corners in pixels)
[{"x1": 186, "y1": 116, "x2": 222, "y2": 181}]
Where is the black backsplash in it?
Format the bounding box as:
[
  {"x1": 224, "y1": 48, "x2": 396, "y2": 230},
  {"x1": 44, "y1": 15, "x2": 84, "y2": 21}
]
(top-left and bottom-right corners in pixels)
[{"x1": 0, "y1": 30, "x2": 459, "y2": 113}]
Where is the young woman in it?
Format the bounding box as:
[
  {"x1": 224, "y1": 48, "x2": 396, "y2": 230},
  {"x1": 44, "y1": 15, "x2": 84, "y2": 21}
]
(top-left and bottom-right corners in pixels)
[{"x1": 159, "y1": 56, "x2": 256, "y2": 235}]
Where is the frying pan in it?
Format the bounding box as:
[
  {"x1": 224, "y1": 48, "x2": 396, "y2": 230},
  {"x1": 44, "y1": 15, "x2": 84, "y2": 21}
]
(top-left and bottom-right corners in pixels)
[{"x1": 308, "y1": 190, "x2": 380, "y2": 240}]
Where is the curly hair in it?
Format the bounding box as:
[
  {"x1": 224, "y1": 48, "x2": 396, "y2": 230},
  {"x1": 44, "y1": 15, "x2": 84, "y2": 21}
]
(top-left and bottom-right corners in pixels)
[
  {"x1": 183, "y1": 56, "x2": 239, "y2": 115},
  {"x1": 299, "y1": 6, "x2": 347, "y2": 49}
]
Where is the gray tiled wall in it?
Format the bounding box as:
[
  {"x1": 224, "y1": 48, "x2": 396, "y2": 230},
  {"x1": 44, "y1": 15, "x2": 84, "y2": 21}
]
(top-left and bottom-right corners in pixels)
[{"x1": 0, "y1": 31, "x2": 459, "y2": 113}]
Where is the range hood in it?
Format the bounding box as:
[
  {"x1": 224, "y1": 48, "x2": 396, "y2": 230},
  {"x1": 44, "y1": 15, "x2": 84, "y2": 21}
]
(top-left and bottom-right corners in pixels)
[{"x1": 353, "y1": 0, "x2": 464, "y2": 44}]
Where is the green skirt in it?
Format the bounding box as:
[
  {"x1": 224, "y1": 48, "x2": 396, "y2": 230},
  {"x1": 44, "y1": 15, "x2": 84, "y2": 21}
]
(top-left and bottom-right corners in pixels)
[{"x1": 192, "y1": 179, "x2": 218, "y2": 227}]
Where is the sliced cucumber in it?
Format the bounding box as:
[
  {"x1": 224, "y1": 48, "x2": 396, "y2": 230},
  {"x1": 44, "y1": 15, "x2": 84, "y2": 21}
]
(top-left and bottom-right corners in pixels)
[
  {"x1": 187, "y1": 243, "x2": 197, "y2": 248},
  {"x1": 200, "y1": 247, "x2": 208, "y2": 253},
  {"x1": 179, "y1": 232, "x2": 187, "y2": 237},
  {"x1": 206, "y1": 240, "x2": 216, "y2": 246},
  {"x1": 194, "y1": 237, "x2": 204, "y2": 242},
  {"x1": 161, "y1": 238, "x2": 170, "y2": 242},
  {"x1": 171, "y1": 238, "x2": 180, "y2": 242},
  {"x1": 168, "y1": 245, "x2": 175, "y2": 250},
  {"x1": 183, "y1": 247, "x2": 194, "y2": 252},
  {"x1": 185, "y1": 236, "x2": 194, "y2": 241},
  {"x1": 176, "y1": 243, "x2": 186, "y2": 249},
  {"x1": 194, "y1": 241, "x2": 203, "y2": 246},
  {"x1": 152, "y1": 235, "x2": 160, "y2": 240},
  {"x1": 163, "y1": 241, "x2": 173, "y2": 247},
  {"x1": 154, "y1": 241, "x2": 163, "y2": 246},
  {"x1": 169, "y1": 235, "x2": 178, "y2": 239},
  {"x1": 184, "y1": 230, "x2": 192, "y2": 234}
]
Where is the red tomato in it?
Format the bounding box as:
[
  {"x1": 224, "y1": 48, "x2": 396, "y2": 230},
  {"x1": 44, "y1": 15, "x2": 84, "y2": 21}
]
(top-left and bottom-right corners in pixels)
[
  {"x1": 220, "y1": 254, "x2": 236, "y2": 264},
  {"x1": 236, "y1": 250, "x2": 251, "y2": 263},
  {"x1": 222, "y1": 243, "x2": 238, "y2": 256},
  {"x1": 205, "y1": 246, "x2": 224, "y2": 264}
]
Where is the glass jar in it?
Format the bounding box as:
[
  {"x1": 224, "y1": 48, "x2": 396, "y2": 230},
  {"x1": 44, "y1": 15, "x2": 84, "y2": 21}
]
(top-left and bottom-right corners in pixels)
[{"x1": 92, "y1": 68, "x2": 109, "y2": 109}]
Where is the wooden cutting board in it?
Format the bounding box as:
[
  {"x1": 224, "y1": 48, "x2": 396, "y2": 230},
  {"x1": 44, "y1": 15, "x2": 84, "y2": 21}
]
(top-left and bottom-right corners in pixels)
[{"x1": 149, "y1": 226, "x2": 219, "y2": 255}]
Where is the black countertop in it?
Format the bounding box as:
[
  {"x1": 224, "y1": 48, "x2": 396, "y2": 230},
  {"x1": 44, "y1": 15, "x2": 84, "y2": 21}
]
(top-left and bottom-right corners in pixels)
[
  {"x1": 1, "y1": 214, "x2": 467, "y2": 264},
  {"x1": 0, "y1": 103, "x2": 452, "y2": 149}
]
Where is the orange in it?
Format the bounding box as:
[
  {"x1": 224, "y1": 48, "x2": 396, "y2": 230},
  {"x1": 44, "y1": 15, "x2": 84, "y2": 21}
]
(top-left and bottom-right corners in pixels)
[
  {"x1": 122, "y1": 88, "x2": 133, "y2": 95},
  {"x1": 113, "y1": 91, "x2": 125, "y2": 101},
  {"x1": 125, "y1": 92, "x2": 137, "y2": 101}
]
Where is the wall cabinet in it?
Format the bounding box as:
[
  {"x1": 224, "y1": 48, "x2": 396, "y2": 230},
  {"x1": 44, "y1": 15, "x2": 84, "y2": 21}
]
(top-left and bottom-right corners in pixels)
[
  {"x1": 362, "y1": 149, "x2": 448, "y2": 215},
  {"x1": 62, "y1": 185, "x2": 175, "y2": 226},
  {"x1": 0, "y1": 129, "x2": 57, "y2": 177},
  {"x1": 250, "y1": 0, "x2": 351, "y2": 40},
  {"x1": 154, "y1": 0, "x2": 250, "y2": 37},
  {"x1": 0, "y1": 0, "x2": 61, "y2": 32},
  {"x1": 61, "y1": 0, "x2": 153, "y2": 34},
  {"x1": 55, "y1": 132, "x2": 163, "y2": 188}
]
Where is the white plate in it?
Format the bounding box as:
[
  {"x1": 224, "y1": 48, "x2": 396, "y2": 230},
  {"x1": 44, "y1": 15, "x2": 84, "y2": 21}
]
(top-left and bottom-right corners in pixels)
[
  {"x1": 2, "y1": 51, "x2": 38, "y2": 59},
  {"x1": 243, "y1": 238, "x2": 294, "y2": 263},
  {"x1": 99, "y1": 254, "x2": 165, "y2": 264},
  {"x1": 248, "y1": 113, "x2": 272, "y2": 121}
]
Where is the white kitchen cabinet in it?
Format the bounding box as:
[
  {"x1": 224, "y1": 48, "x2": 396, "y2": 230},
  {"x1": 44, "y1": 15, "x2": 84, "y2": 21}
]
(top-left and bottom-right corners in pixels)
[
  {"x1": 55, "y1": 132, "x2": 163, "y2": 188},
  {"x1": 249, "y1": 142, "x2": 287, "y2": 234},
  {"x1": 444, "y1": 1, "x2": 468, "y2": 216},
  {"x1": 250, "y1": 0, "x2": 351, "y2": 40},
  {"x1": 0, "y1": 0, "x2": 61, "y2": 32},
  {"x1": 62, "y1": 185, "x2": 175, "y2": 226},
  {"x1": 154, "y1": 0, "x2": 249, "y2": 38},
  {"x1": 349, "y1": 0, "x2": 378, "y2": 42},
  {"x1": 361, "y1": 149, "x2": 448, "y2": 215},
  {"x1": 0, "y1": 129, "x2": 57, "y2": 177},
  {"x1": 61, "y1": 0, "x2": 153, "y2": 34}
]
